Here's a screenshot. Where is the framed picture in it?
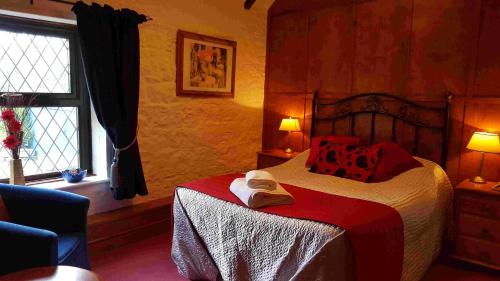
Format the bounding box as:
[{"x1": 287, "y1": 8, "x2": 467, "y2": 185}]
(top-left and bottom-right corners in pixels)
[{"x1": 176, "y1": 30, "x2": 237, "y2": 97}]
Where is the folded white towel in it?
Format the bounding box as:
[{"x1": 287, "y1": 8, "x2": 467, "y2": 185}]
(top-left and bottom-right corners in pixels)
[
  {"x1": 245, "y1": 170, "x2": 277, "y2": 190},
  {"x1": 230, "y1": 178, "x2": 294, "y2": 209}
]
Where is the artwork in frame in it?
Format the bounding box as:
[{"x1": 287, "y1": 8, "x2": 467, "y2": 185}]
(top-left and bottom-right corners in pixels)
[{"x1": 176, "y1": 30, "x2": 237, "y2": 97}]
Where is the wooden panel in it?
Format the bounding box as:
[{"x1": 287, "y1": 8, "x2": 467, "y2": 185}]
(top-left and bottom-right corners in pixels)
[
  {"x1": 459, "y1": 100, "x2": 500, "y2": 181},
  {"x1": 302, "y1": 93, "x2": 314, "y2": 149},
  {"x1": 458, "y1": 214, "x2": 500, "y2": 244},
  {"x1": 475, "y1": 0, "x2": 500, "y2": 97},
  {"x1": 89, "y1": 219, "x2": 168, "y2": 260},
  {"x1": 262, "y1": 93, "x2": 306, "y2": 151},
  {"x1": 458, "y1": 192, "x2": 499, "y2": 220},
  {"x1": 87, "y1": 197, "x2": 171, "y2": 257},
  {"x1": 263, "y1": 0, "x2": 500, "y2": 183},
  {"x1": 307, "y1": 5, "x2": 355, "y2": 96},
  {"x1": 455, "y1": 236, "x2": 500, "y2": 269},
  {"x1": 446, "y1": 97, "x2": 466, "y2": 185},
  {"x1": 257, "y1": 156, "x2": 287, "y2": 169},
  {"x1": 352, "y1": 0, "x2": 412, "y2": 95},
  {"x1": 257, "y1": 149, "x2": 298, "y2": 169},
  {"x1": 408, "y1": 0, "x2": 480, "y2": 98},
  {"x1": 269, "y1": 0, "x2": 370, "y2": 16},
  {"x1": 267, "y1": 12, "x2": 308, "y2": 93}
]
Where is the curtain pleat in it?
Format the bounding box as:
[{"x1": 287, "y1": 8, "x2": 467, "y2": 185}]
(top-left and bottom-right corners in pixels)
[{"x1": 72, "y1": 1, "x2": 148, "y2": 199}]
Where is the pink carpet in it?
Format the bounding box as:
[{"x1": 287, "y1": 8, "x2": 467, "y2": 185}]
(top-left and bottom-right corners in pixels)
[
  {"x1": 92, "y1": 233, "x2": 499, "y2": 281},
  {"x1": 91, "y1": 233, "x2": 187, "y2": 281}
]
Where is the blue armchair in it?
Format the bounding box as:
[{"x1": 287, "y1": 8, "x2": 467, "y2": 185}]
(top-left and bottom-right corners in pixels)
[{"x1": 0, "y1": 183, "x2": 90, "y2": 275}]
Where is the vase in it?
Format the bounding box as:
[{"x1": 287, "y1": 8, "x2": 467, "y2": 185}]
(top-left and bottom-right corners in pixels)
[{"x1": 9, "y1": 159, "x2": 25, "y2": 185}]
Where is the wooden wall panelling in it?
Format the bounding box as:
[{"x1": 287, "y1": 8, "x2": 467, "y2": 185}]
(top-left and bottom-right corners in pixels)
[
  {"x1": 474, "y1": 0, "x2": 500, "y2": 97},
  {"x1": 446, "y1": 97, "x2": 466, "y2": 185},
  {"x1": 408, "y1": 0, "x2": 480, "y2": 98},
  {"x1": 302, "y1": 93, "x2": 314, "y2": 149},
  {"x1": 307, "y1": 4, "x2": 355, "y2": 97},
  {"x1": 262, "y1": 93, "x2": 307, "y2": 151},
  {"x1": 352, "y1": 0, "x2": 412, "y2": 95},
  {"x1": 269, "y1": 0, "x2": 371, "y2": 17},
  {"x1": 263, "y1": 9, "x2": 309, "y2": 150},
  {"x1": 266, "y1": 11, "x2": 309, "y2": 93},
  {"x1": 352, "y1": 113, "x2": 373, "y2": 143},
  {"x1": 372, "y1": 114, "x2": 397, "y2": 143},
  {"x1": 459, "y1": 99, "x2": 500, "y2": 182},
  {"x1": 264, "y1": 0, "x2": 499, "y2": 183}
]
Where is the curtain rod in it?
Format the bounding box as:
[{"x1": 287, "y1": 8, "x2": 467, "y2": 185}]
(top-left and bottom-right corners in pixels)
[{"x1": 30, "y1": 0, "x2": 153, "y2": 21}]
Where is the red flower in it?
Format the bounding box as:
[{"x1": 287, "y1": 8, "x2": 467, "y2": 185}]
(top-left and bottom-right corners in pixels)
[
  {"x1": 1, "y1": 109, "x2": 15, "y2": 121},
  {"x1": 3, "y1": 135, "x2": 20, "y2": 150},
  {"x1": 8, "y1": 119, "x2": 21, "y2": 133}
]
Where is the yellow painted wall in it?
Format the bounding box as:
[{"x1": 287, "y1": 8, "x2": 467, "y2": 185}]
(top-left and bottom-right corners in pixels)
[
  {"x1": 0, "y1": 0, "x2": 273, "y2": 208},
  {"x1": 104, "y1": 0, "x2": 273, "y2": 201}
]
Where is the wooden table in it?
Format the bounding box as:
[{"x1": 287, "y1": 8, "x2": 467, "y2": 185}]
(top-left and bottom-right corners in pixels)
[
  {"x1": 451, "y1": 180, "x2": 500, "y2": 270},
  {"x1": 0, "y1": 266, "x2": 101, "y2": 281},
  {"x1": 257, "y1": 149, "x2": 299, "y2": 169}
]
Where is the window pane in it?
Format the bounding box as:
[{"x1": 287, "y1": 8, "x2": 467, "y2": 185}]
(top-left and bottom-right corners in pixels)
[
  {"x1": 0, "y1": 107, "x2": 80, "y2": 178},
  {"x1": 0, "y1": 30, "x2": 71, "y2": 93}
]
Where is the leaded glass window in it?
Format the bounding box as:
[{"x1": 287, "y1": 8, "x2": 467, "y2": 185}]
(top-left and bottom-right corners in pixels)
[
  {"x1": 0, "y1": 16, "x2": 90, "y2": 181},
  {"x1": 0, "y1": 30, "x2": 71, "y2": 93}
]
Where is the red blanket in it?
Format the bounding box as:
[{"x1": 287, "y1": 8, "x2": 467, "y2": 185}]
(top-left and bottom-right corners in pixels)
[{"x1": 178, "y1": 173, "x2": 404, "y2": 281}]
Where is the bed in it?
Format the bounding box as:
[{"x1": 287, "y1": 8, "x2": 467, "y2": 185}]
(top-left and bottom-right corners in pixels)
[{"x1": 171, "y1": 92, "x2": 454, "y2": 281}]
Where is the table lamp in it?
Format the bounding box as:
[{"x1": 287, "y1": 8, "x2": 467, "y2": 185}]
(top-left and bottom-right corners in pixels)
[
  {"x1": 466, "y1": 131, "x2": 500, "y2": 184},
  {"x1": 279, "y1": 117, "x2": 301, "y2": 153}
]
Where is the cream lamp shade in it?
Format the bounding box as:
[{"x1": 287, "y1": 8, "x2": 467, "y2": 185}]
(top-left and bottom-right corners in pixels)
[
  {"x1": 279, "y1": 118, "x2": 301, "y2": 132},
  {"x1": 466, "y1": 132, "x2": 500, "y2": 153},
  {"x1": 279, "y1": 117, "x2": 300, "y2": 154}
]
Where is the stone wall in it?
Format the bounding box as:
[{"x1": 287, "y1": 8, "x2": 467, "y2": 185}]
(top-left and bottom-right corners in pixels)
[
  {"x1": 104, "y1": 0, "x2": 273, "y2": 201},
  {"x1": 0, "y1": 0, "x2": 273, "y2": 208}
]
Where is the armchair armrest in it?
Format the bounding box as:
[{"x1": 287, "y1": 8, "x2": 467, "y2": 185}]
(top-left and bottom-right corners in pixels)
[
  {"x1": 0, "y1": 221, "x2": 58, "y2": 275},
  {"x1": 0, "y1": 184, "x2": 89, "y2": 234}
]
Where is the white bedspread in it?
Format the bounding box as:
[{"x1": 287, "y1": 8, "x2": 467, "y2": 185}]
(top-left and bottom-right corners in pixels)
[{"x1": 172, "y1": 150, "x2": 453, "y2": 281}]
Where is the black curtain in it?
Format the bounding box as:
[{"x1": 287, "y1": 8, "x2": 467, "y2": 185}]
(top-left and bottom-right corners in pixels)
[{"x1": 72, "y1": 2, "x2": 148, "y2": 199}]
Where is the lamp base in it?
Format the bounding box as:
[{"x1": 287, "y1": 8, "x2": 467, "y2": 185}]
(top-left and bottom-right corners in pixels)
[
  {"x1": 284, "y1": 147, "x2": 293, "y2": 154},
  {"x1": 471, "y1": 176, "x2": 486, "y2": 184}
]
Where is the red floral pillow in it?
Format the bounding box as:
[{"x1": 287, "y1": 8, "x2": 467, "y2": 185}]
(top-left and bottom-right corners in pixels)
[
  {"x1": 306, "y1": 135, "x2": 360, "y2": 167},
  {"x1": 310, "y1": 143, "x2": 383, "y2": 182}
]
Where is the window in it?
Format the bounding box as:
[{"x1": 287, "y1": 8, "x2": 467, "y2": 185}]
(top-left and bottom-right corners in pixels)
[{"x1": 0, "y1": 16, "x2": 90, "y2": 181}]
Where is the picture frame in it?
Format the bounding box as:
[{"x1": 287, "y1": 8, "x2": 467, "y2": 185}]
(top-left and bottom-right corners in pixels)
[{"x1": 176, "y1": 30, "x2": 237, "y2": 97}]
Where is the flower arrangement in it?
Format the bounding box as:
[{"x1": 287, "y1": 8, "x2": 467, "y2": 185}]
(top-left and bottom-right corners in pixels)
[{"x1": 0, "y1": 93, "x2": 36, "y2": 160}]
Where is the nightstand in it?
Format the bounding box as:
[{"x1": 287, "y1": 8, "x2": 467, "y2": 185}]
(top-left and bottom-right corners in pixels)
[
  {"x1": 257, "y1": 149, "x2": 299, "y2": 169},
  {"x1": 451, "y1": 180, "x2": 500, "y2": 270}
]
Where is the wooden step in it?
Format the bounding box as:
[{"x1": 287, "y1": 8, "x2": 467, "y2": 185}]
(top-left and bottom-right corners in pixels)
[{"x1": 87, "y1": 196, "x2": 172, "y2": 258}]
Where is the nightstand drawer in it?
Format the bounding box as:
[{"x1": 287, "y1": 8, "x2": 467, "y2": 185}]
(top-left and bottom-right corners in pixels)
[
  {"x1": 458, "y1": 194, "x2": 499, "y2": 220},
  {"x1": 458, "y1": 214, "x2": 500, "y2": 243},
  {"x1": 455, "y1": 236, "x2": 500, "y2": 268}
]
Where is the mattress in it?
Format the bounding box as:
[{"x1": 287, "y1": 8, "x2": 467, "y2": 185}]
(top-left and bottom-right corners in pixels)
[{"x1": 172, "y1": 150, "x2": 453, "y2": 281}]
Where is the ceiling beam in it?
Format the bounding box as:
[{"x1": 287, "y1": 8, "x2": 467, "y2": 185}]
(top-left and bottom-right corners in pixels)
[{"x1": 244, "y1": 0, "x2": 256, "y2": 9}]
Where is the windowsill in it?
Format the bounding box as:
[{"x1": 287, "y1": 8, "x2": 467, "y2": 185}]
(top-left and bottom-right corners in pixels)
[{"x1": 29, "y1": 176, "x2": 109, "y2": 191}]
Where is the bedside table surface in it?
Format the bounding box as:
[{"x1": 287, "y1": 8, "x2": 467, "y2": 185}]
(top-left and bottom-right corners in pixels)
[
  {"x1": 257, "y1": 149, "x2": 300, "y2": 160},
  {"x1": 455, "y1": 180, "x2": 500, "y2": 196}
]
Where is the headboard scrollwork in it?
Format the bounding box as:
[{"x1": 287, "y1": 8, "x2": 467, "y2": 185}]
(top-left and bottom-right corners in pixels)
[{"x1": 310, "y1": 91, "x2": 452, "y2": 168}]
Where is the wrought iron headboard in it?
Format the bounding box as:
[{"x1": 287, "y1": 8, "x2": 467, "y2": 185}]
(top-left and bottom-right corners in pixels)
[{"x1": 310, "y1": 91, "x2": 452, "y2": 168}]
